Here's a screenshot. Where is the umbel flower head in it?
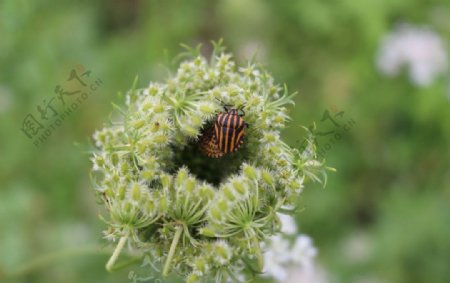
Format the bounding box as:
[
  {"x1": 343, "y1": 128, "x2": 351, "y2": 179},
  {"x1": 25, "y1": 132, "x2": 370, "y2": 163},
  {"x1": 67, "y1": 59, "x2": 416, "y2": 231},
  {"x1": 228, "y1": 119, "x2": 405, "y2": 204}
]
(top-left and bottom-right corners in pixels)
[{"x1": 91, "y1": 41, "x2": 329, "y2": 283}]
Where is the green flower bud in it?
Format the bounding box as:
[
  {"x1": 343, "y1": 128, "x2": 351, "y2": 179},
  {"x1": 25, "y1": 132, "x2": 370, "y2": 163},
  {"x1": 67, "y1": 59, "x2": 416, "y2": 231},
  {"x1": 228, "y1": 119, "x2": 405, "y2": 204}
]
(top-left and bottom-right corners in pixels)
[
  {"x1": 243, "y1": 164, "x2": 258, "y2": 180},
  {"x1": 211, "y1": 241, "x2": 232, "y2": 265},
  {"x1": 232, "y1": 180, "x2": 246, "y2": 196},
  {"x1": 116, "y1": 185, "x2": 126, "y2": 200},
  {"x1": 150, "y1": 122, "x2": 160, "y2": 133},
  {"x1": 145, "y1": 199, "x2": 155, "y2": 215},
  {"x1": 186, "y1": 273, "x2": 200, "y2": 283},
  {"x1": 198, "y1": 184, "x2": 214, "y2": 201},
  {"x1": 185, "y1": 177, "x2": 196, "y2": 194},
  {"x1": 130, "y1": 182, "x2": 142, "y2": 202},
  {"x1": 142, "y1": 101, "x2": 153, "y2": 111},
  {"x1": 199, "y1": 227, "x2": 216, "y2": 237},
  {"x1": 93, "y1": 154, "x2": 104, "y2": 169},
  {"x1": 153, "y1": 134, "x2": 169, "y2": 144},
  {"x1": 154, "y1": 104, "x2": 164, "y2": 113},
  {"x1": 223, "y1": 186, "x2": 236, "y2": 202},
  {"x1": 262, "y1": 171, "x2": 274, "y2": 187},
  {"x1": 159, "y1": 195, "x2": 169, "y2": 213},
  {"x1": 217, "y1": 199, "x2": 229, "y2": 212},
  {"x1": 210, "y1": 206, "x2": 224, "y2": 222},
  {"x1": 176, "y1": 168, "x2": 188, "y2": 187},
  {"x1": 140, "y1": 169, "x2": 154, "y2": 181},
  {"x1": 110, "y1": 152, "x2": 119, "y2": 166},
  {"x1": 160, "y1": 174, "x2": 171, "y2": 189},
  {"x1": 193, "y1": 257, "x2": 208, "y2": 275},
  {"x1": 131, "y1": 119, "x2": 145, "y2": 129}
]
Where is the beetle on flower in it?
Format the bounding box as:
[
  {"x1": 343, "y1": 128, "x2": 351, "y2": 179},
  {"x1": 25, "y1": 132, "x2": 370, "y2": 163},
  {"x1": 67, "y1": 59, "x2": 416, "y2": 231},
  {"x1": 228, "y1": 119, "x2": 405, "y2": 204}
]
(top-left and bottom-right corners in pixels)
[
  {"x1": 90, "y1": 41, "x2": 330, "y2": 283},
  {"x1": 199, "y1": 104, "x2": 248, "y2": 158}
]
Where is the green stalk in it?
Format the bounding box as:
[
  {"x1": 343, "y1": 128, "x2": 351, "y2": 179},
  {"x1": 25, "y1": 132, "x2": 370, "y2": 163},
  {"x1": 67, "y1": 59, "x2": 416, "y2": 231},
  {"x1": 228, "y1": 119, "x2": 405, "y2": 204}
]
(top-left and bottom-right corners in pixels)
[
  {"x1": 253, "y1": 236, "x2": 263, "y2": 272},
  {"x1": 106, "y1": 235, "x2": 128, "y2": 272},
  {"x1": 163, "y1": 225, "x2": 183, "y2": 277}
]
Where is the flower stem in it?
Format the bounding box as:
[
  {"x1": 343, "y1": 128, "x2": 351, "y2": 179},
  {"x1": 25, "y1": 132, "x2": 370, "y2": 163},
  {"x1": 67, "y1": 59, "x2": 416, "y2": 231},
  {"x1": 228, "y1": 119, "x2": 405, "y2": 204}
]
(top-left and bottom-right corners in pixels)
[
  {"x1": 106, "y1": 235, "x2": 128, "y2": 272},
  {"x1": 163, "y1": 225, "x2": 183, "y2": 277},
  {"x1": 253, "y1": 237, "x2": 263, "y2": 272}
]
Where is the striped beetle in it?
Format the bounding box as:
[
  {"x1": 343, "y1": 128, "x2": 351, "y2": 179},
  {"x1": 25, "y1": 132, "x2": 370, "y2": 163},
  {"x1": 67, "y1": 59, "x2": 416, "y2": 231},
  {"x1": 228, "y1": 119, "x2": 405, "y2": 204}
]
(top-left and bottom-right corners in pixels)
[{"x1": 199, "y1": 104, "x2": 248, "y2": 158}]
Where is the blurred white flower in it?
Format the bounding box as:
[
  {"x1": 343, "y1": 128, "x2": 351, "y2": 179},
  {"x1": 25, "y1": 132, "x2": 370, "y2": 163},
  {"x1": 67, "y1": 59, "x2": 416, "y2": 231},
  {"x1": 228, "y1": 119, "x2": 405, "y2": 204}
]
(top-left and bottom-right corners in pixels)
[
  {"x1": 291, "y1": 235, "x2": 318, "y2": 266},
  {"x1": 284, "y1": 265, "x2": 329, "y2": 283},
  {"x1": 277, "y1": 213, "x2": 298, "y2": 235},
  {"x1": 376, "y1": 23, "x2": 448, "y2": 86},
  {"x1": 262, "y1": 217, "x2": 318, "y2": 282},
  {"x1": 263, "y1": 235, "x2": 292, "y2": 281}
]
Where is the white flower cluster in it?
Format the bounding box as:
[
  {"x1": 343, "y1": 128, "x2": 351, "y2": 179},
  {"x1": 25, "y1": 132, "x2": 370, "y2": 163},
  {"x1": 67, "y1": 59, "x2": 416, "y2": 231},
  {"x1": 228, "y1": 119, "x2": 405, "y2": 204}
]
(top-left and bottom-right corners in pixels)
[
  {"x1": 262, "y1": 213, "x2": 318, "y2": 282},
  {"x1": 376, "y1": 23, "x2": 448, "y2": 86}
]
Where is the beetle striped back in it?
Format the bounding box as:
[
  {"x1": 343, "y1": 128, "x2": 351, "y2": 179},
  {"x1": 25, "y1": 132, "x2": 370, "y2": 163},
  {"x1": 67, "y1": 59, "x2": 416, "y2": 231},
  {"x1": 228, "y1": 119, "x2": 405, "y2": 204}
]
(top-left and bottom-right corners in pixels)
[
  {"x1": 199, "y1": 126, "x2": 223, "y2": 158},
  {"x1": 214, "y1": 109, "x2": 246, "y2": 154},
  {"x1": 199, "y1": 107, "x2": 247, "y2": 158}
]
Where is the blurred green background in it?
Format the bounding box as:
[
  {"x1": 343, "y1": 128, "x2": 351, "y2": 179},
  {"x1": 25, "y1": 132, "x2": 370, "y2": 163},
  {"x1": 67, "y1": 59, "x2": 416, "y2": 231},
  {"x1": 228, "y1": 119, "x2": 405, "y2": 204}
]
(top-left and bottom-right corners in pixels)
[{"x1": 1, "y1": 0, "x2": 449, "y2": 282}]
